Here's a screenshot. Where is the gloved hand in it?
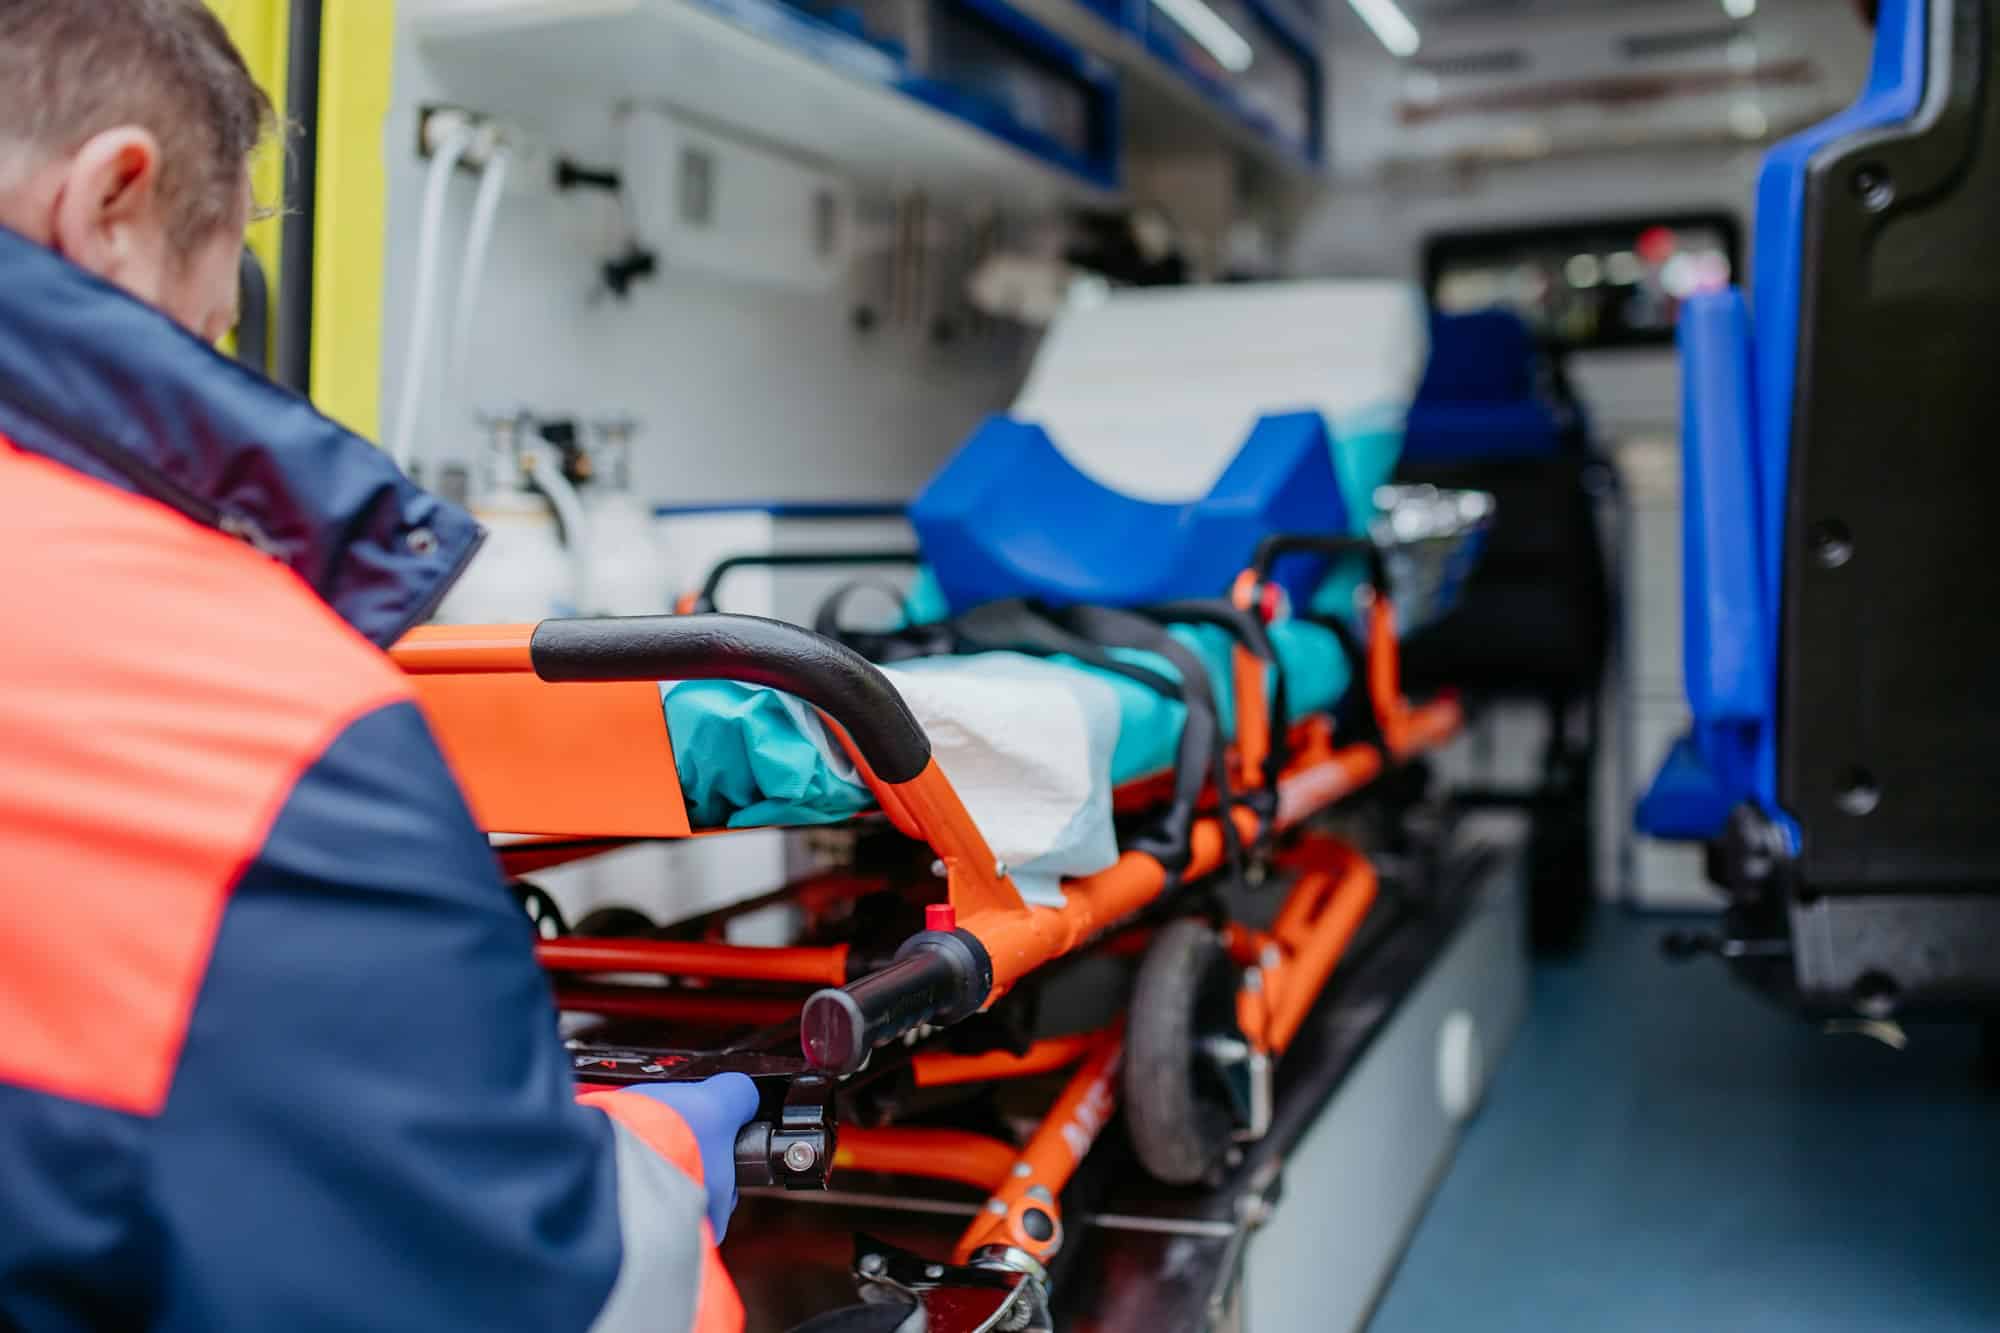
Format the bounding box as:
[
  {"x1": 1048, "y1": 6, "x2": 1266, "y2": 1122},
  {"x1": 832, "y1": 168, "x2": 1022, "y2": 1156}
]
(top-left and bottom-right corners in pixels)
[{"x1": 627, "y1": 1073, "x2": 761, "y2": 1240}]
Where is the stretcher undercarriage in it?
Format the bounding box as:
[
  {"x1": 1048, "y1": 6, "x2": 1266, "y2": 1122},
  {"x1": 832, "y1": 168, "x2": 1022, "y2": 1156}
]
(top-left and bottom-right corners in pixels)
[{"x1": 390, "y1": 491, "x2": 1518, "y2": 1331}]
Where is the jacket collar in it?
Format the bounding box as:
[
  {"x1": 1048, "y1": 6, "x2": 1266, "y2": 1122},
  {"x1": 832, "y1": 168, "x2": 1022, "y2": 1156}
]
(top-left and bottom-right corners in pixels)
[{"x1": 0, "y1": 224, "x2": 481, "y2": 647}]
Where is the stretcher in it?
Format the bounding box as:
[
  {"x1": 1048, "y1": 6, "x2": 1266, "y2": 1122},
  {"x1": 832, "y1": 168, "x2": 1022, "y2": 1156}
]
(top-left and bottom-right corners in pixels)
[{"x1": 391, "y1": 475, "x2": 1489, "y2": 1331}]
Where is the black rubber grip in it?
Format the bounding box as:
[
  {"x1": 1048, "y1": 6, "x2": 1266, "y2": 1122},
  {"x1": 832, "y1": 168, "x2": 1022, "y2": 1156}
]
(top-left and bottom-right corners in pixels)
[
  {"x1": 734, "y1": 1121, "x2": 777, "y2": 1188},
  {"x1": 530, "y1": 614, "x2": 932, "y2": 783},
  {"x1": 800, "y1": 930, "x2": 991, "y2": 1075}
]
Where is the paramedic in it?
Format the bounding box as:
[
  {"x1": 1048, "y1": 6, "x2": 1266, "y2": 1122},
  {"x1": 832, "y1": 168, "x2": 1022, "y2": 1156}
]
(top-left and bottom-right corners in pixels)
[{"x1": 0, "y1": 4, "x2": 753, "y2": 1329}]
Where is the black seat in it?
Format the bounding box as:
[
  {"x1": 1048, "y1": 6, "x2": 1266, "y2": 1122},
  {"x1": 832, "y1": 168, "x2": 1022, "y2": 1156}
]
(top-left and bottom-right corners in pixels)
[
  {"x1": 1395, "y1": 309, "x2": 1613, "y2": 952},
  {"x1": 1645, "y1": 0, "x2": 2000, "y2": 1023}
]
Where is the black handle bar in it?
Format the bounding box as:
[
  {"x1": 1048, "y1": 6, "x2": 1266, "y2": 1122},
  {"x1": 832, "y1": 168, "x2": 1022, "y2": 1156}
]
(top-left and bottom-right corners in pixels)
[{"x1": 530, "y1": 614, "x2": 932, "y2": 784}]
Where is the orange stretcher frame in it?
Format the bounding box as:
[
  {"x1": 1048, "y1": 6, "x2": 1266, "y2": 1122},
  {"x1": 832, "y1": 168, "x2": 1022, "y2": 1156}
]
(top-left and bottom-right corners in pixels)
[
  {"x1": 818, "y1": 824, "x2": 1383, "y2": 1268},
  {"x1": 391, "y1": 572, "x2": 1460, "y2": 1275},
  {"x1": 393, "y1": 632, "x2": 1456, "y2": 1006}
]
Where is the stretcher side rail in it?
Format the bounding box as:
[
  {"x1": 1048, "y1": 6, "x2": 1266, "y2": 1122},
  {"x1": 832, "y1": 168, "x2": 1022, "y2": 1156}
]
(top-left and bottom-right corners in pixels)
[
  {"x1": 677, "y1": 548, "x2": 922, "y2": 616},
  {"x1": 1242, "y1": 529, "x2": 1431, "y2": 758}
]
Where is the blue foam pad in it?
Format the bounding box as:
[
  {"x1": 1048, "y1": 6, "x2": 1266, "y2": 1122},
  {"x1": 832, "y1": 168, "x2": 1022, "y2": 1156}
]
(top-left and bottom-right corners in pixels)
[{"x1": 909, "y1": 410, "x2": 1349, "y2": 613}]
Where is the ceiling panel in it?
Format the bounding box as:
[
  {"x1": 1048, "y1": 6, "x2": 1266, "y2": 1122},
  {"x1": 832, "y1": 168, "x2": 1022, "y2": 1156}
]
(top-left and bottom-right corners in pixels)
[
  {"x1": 1403, "y1": 0, "x2": 1703, "y2": 16},
  {"x1": 1327, "y1": 0, "x2": 1733, "y2": 47}
]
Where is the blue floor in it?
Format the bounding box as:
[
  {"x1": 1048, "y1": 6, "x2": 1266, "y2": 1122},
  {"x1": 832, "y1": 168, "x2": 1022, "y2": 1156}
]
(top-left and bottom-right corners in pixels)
[{"x1": 1368, "y1": 911, "x2": 2000, "y2": 1332}]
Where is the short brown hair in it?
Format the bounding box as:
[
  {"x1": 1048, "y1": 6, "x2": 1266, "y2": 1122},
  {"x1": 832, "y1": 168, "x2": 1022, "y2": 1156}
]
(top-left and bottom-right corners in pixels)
[{"x1": 0, "y1": 0, "x2": 275, "y2": 250}]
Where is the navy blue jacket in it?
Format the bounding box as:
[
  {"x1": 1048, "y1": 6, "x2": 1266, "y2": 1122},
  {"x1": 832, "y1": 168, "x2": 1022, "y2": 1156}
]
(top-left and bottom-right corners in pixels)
[{"x1": 0, "y1": 226, "x2": 736, "y2": 1332}]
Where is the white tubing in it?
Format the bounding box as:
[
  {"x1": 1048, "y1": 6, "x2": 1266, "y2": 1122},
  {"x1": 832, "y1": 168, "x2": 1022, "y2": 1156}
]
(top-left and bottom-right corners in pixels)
[
  {"x1": 448, "y1": 144, "x2": 512, "y2": 411},
  {"x1": 387, "y1": 121, "x2": 476, "y2": 477},
  {"x1": 524, "y1": 446, "x2": 592, "y2": 615}
]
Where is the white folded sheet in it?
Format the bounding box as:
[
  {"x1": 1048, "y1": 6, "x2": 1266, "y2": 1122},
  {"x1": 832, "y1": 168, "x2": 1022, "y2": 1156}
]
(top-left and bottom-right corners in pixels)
[{"x1": 883, "y1": 652, "x2": 1123, "y2": 906}]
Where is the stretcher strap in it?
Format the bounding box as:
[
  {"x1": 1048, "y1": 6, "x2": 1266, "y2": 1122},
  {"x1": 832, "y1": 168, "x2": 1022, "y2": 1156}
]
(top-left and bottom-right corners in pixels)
[
  {"x1": 955, "y1": 600, "x2": 1219, "y2": 873},
  {"x1": 1304, "y1": 613, "x2": 1384, "y2": 750},
  {"x1": 1051, "y1": 603, "x2": 1244, "y2": 881},
  {"x1": 1138, "y1": 598, "x2": 1291, "y2": 800},
  {"x1": 950, "y1": 600, "x2": 1180, "y2": 697},
  {"x1": 1304, "y1": 612, "x2": 1384, "y2": 748}
]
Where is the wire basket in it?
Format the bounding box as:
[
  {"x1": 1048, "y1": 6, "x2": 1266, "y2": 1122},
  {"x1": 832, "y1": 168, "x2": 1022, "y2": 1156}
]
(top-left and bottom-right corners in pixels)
[{"x1": 1370, "y1": 484, "x2": 1495, "y2": 635}]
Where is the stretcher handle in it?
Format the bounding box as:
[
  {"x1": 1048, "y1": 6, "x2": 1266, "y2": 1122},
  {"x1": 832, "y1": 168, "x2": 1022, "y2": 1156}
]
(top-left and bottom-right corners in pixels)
[
  {"x1": 691, "y1": 550, "x2": 921, "y2": 615},
  {"x1": 801, "y1": 930, "x2": 992, "y2": 1076},
  {"x1": 1249, "y1": 533, "x2": 1388, "y2": 593},
  {"x1": 530, "y1": 614, "x2": 933, "y2": 784}
]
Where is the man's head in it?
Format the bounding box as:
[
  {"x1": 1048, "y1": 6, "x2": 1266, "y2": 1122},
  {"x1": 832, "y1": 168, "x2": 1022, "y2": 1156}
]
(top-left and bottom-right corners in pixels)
[{"x1": 0, "y1": 0, "x2": 274, "y2": 342}]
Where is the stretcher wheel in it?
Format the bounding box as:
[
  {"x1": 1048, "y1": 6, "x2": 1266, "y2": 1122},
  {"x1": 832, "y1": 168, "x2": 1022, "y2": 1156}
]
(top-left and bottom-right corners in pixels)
[
  {"x1": 574, "y1": 905, "x2": 657, "y2": 938},
  {"x1": 510, "y1": 881, "x2": 569, "y2": 940},
  {"x1": 1124, "y1": 918, "x2": 1240, "y2": 1185}
]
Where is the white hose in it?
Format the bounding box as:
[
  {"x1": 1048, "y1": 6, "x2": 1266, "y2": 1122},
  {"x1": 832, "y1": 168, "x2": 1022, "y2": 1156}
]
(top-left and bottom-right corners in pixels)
[
  {"x1": 524, "y1": 446, "x2": 592, "y2": 615},
  {"x1": 387, "y1": 121, "x2": 476, "y2": 478},
  {"x1": 448, "y1": 144, "x2": 512, "y2": 410}
]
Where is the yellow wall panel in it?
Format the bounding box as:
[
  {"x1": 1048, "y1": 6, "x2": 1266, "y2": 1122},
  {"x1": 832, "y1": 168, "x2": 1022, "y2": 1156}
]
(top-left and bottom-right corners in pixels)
[
  {"x1": 311, "y1": 1, "x2": 398, "y2": 438},
  {"x1": 211, "y1": 1, "x2": 396, "y2": 436},
  {"x1": 207, "y1": 1, "x2": 288, "y2": 362}
]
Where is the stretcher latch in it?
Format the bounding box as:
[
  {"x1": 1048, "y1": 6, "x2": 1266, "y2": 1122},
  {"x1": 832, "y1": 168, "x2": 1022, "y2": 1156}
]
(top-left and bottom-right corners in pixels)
[{"x1": 842, "y1": 1234, "x2": 1053, "y2": 1333}]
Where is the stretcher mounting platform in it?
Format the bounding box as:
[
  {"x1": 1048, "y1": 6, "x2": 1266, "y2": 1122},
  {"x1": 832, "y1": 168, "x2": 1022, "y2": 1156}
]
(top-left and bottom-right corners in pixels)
[{"x1": 719, "y1": 832, "x2": 1526, "y2": 1332}]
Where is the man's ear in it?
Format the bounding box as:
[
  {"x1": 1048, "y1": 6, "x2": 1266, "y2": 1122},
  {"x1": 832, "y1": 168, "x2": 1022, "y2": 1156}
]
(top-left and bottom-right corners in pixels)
[{"x1": 48, "y1": 127, "x2": 168, "y2": 298}]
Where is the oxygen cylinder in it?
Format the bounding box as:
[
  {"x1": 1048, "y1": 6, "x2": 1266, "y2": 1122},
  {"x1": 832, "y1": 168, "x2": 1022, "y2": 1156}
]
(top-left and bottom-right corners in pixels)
[
  {"x1": 433, "y1": 412, "x2": 576, "y2": 623},
  {"x1": 581, "y1": 418, "x2": 669, "y2": 616}
]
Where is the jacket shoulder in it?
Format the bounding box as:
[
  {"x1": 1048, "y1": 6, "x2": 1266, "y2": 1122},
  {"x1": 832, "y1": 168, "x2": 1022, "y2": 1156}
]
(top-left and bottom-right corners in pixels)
[{"x1": 0, "y1": 444, "x2": 414, "y2": 1115}]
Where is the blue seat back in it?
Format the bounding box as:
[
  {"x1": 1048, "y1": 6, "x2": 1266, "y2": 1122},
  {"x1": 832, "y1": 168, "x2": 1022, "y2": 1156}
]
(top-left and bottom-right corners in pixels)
[
  {"x1": 910, "y1": 411, "x2": 1350, "y2": 613},
  {"x1": 1402, "y1": 308, "x2": 1566, "y2": 464},
  {"x1": 1640, "y1": 0, "x2": 1929, "y2": 840}
]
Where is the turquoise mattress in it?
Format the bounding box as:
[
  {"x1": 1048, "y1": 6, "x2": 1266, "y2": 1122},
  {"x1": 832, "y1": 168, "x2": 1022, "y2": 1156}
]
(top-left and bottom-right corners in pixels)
[{"x1": 663, "y1": 620, "x2": 1353, "y2": 830}]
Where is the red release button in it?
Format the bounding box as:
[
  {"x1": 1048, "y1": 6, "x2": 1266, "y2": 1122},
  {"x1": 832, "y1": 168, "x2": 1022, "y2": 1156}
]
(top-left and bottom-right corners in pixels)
[{"x1": 925, "y1": 903, "x2": 957, "y2": 933}]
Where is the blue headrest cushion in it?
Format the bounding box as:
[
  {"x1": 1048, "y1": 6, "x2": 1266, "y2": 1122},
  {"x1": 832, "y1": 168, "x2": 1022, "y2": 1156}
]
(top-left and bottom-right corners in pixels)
[{"x1": 1415, "y1": 309, "x2": 1538, "y2": 404}]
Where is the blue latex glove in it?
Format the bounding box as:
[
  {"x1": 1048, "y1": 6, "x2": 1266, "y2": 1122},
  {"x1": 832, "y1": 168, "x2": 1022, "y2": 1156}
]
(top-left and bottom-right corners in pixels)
[{"x1": 627, "y1": 1073, "x2": 761, "y2": 1240}]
